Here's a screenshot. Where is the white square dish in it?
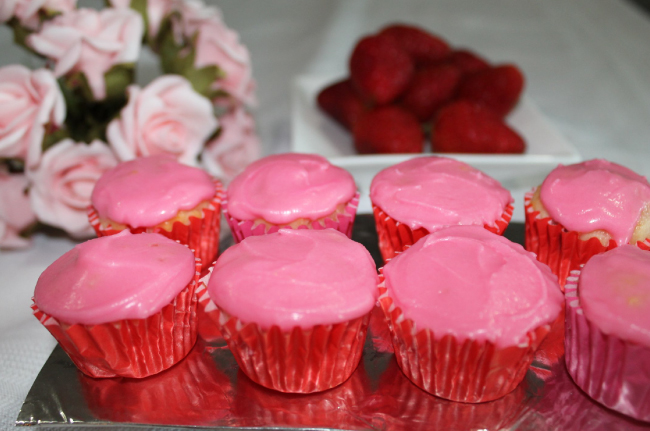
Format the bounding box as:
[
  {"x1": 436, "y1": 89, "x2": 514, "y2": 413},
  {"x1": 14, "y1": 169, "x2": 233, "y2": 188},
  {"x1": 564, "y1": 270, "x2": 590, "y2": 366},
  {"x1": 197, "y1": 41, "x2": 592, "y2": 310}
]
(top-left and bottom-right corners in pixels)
[{"x1": 291, "y1": 74, "x2": 581, "y2": 222}]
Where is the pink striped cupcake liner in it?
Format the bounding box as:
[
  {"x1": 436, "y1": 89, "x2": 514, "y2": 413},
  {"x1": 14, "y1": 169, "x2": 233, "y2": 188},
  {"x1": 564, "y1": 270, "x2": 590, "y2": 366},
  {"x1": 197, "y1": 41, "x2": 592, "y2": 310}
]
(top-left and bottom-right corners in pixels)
[
  {"x1": 223, "y1": 192, "x2": 360, "y2": 243},
  {"x1": 565, "y1": 269, "x2": 650, "y2": 422},
  {"x1": 88, "y1": 179, "x2": 224, "y2": 272},
  {"x1": 32, "y1": 258, "x2": 201, "y2": 379}
]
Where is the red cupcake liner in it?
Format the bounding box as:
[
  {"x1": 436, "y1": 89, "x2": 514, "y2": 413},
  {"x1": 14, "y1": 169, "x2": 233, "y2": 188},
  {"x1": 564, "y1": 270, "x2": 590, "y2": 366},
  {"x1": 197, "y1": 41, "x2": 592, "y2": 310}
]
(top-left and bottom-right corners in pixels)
[
  {"x1": 524, "y1": 190, "x2": 650, "y2": 290},
  {"x1": 565, "y1": 270, "x2": 650, "y2": 422},
  {"x1": 88, "y1": 179, "x2": 224, "y2": 271},
  {"x1": 203, "y1": 301, "x2": 370, "y2": 393},
  {"x1": 195, "y1": 265, "x2": 222, "y2": 341},
  {"x1": 372, "y1": 202, "x2": 513, "y2": 263},
  {"x1": 223, "y1": 192, "x2": 360, "y2": 243},
  {"x1": 31, "y1": 259, "x2": 201, "y2": 379},
  {"x1": 377, "y1": 277, "x2": 550, "y2": 403}
]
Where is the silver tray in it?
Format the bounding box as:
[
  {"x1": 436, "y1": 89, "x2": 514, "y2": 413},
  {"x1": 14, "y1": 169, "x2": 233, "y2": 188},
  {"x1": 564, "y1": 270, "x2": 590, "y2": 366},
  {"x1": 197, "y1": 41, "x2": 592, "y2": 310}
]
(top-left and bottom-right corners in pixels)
[{"x1": 16, "y1": 217, "x2": 650, "y2": 430}]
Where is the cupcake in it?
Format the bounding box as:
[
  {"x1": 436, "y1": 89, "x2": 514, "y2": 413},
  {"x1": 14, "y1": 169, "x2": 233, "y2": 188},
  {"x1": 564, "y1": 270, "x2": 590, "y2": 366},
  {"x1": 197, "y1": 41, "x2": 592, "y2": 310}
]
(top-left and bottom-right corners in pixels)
[
  {"x1": 370, "y1": 156, "x2": 513, "y2": 263},
  {"x1": 32, "y1": 231, "x2": 200, "y2": 378},
  {"x1": 525, "y1": 159, "x2": 650, "y2": 289},
  {"x1": 88, "y1": 155, "x2": 223, "y2": 271},
  {"x1": 379, "y1": 225, "x2": 562, "y2": 403},
  {"x1": 565, "y1": 245, "x2": 650, "y2": 422},
  {"x1": 223, "y1": 153, "x2": 359, "y2": 242},
  {"x1": 201, "y1": 228, "x2": 378, "y2": 393}
]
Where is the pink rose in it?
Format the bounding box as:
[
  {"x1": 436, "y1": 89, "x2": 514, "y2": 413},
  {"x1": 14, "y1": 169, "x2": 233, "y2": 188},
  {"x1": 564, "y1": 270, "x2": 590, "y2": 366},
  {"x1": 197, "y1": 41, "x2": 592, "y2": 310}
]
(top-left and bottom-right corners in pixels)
[
  {"x1": 189, "y1": 9, "x2": 256, "y2": 107},
  {"x1": 0, "y1": 168, "x2": 36, "y2": 249},
  {"x1": 27, "y1": 139, "x2": 118, "y2": 237},
  {"x1": 27, "y1": 7, "x2": 144, "y2": 100},
  {"x1": 0, "y1": 0, "x2": 76, "y2": 30},
  {"x1": 201, "y1": 106, "x2": 260, "y2": 183},
  {"x1": 107, "y1": 75, "x2": 218, "y2": 165},
  {"x1": 0, "y1": 65, "x2": 65, "y2": 167},
  {"x1": 108, "y1": 0, "x2": 173, "y2": 38}
]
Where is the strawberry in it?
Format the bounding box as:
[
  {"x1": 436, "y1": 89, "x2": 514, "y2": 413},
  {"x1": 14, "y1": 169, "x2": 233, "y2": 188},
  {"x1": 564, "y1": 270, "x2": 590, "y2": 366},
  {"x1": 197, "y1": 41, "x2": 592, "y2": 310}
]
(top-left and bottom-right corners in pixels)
[
  {"x1": 353, "y1": 106, "x2": 424, "y2": 154},
  {"x1": 349, "y1": 34, "x2": 414, "y2": 105},
  {"x1": 316, "y1": 79, "x2": 367, "y2": 130},
  {"x1": 379, "y1": 24, "x2": 451, "y2": 66},
  {"x1": 456, "y1": 64, "x2": 525, "y2": 117},
  {"x1": 432, "y1": 101, "x2": 525, "y2": 154},
  {"x1": 400, "y1": 63, "x2": 461, "y2": 122},
  {"x1": 445, "y1": 49, "x2": 490, "y2": 77}
]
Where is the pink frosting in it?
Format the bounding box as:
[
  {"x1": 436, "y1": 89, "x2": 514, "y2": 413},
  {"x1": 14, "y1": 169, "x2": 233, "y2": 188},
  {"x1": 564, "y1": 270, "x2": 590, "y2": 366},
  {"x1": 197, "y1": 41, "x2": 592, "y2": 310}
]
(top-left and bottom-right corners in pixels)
[
  {"x1": 91, "y1": 155, "x2": 215, "y2": 227},
  {"x1": 226, "y1": 153, "x2": 356, "y2": 224},
  {"x1": 579, "y1": 245, "x2": 650, "y2": 346},
  {"x1": 382, "y1": 226, "x2": 563, "y2": 348},
  {"x1": 370, "y1": 156, "x2": 512, "y2": 232},
  {"x1": 33, "y1": 231, "x2": 196, "y2": 325},
  {"x1": 540, "y1": 159, "x2": 650, "y2": 245},
  {"x1": 207, "y1": 228, "x2": 379, "y2": 330}
]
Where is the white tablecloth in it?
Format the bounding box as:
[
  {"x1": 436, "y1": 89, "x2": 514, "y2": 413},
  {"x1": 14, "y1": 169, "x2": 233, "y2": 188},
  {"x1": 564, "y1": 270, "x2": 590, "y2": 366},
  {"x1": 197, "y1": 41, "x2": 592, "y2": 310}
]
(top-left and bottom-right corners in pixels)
[{"x1": 1, "y1": 0, "x2": 650, "y2": 429}]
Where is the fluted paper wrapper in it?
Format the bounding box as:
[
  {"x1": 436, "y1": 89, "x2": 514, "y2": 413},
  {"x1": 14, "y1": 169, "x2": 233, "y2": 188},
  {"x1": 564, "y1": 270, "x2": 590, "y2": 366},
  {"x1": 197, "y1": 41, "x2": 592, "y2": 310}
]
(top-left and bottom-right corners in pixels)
[
  {"x1": 203, "y1": 300, "x2": 370, "y2": 393},
  {"x1": 565, "y1": 270, "x2": 650, "y2": 422},
  {"x1": 31, "y1": 259, "x2": 201, "y2": 379},
  {"x1": 378, "y1": 278, "x2": 550, "y2": 403},
  {"x1": 524, "y1": 190, "x2": 650, "y2": 290},
  {"x1": 223, "y1": 192, "x2": 360, "y2": 243},
  {"x1": 88, "y1": 180, "x2": 224, "y2": 271},
  {"x1": 372, "y1": 203, "x2": 513, "y2": 263},
  {"x1": 195, "y1": 265, "x2": 222, "y2": 341}
]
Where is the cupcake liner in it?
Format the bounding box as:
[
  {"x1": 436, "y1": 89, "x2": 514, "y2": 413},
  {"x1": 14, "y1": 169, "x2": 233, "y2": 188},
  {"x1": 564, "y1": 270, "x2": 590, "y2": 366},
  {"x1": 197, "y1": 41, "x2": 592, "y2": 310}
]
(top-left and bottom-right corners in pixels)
[
  {"x1": 372, "y1": 203, "x2": 513, "y2": 263},
  {"x1": 203, "y1": 302, "x2": 370, "y2": 393},
  {"x1": 378, "y1": 277, "x2": 550, "y2": 403},
  {"x1": 223, "y1": 192, "x2": 360, "y2": 243},
  {"x1": 195, "y1": 265, "x2": 223, "y2": 341},
  {"x1": 31, "y1": 259, "x2": 201, "y2": 379},
  {"x1": 524, "y1": 190, "x2": 650, "y2": 290},
  {"x1": 88, "y1": 180, "x2": 224, "y2": 271},
  {"x1": 565, "y1": 270, "x2": 650, "y2": 422}
]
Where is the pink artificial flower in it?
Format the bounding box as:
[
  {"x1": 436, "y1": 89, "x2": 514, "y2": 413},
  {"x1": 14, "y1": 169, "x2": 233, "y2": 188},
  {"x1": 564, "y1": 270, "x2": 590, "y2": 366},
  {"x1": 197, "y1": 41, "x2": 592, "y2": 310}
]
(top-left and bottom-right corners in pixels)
[
  {"x1": 0, "y1": 168, "x2": 36, "y2": 249},
  {"x1": 186, "y1": 4, "x2": 256, "y2": 107},
  {"x1": 0, "y1": 0, "x2": 77, "y2": 30},
  {"x1": 201, "y1": 106, "x2": 260, "y2": 183},
  {"x1": 0, "y1": 65, "x2": 65, "y2": 167},
  {"x1": 108, "y1": 0, "x2": 173, "y2": 39},
  {"x1": 27, "y1": 7, "x2": 144, "y2": 100},
  {"x1": 27, "y1": 139, "x2": 118, "y2": 237},
  {"x1": 106, "y1": 75, "x2": 218, "y2": 166}
]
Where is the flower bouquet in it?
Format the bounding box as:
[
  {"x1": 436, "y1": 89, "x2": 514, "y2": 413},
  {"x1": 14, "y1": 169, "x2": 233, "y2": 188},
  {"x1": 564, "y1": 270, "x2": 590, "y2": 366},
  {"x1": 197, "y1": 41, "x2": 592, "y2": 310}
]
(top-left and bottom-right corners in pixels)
[{"x1": 0, "y1": 0, "x2": 260, "y2": 248}]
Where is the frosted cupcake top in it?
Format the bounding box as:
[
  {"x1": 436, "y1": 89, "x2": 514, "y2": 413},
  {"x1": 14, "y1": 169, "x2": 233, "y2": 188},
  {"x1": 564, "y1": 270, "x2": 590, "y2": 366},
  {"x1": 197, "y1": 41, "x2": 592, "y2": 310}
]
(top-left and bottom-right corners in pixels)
[
  {"x1": 382, "y1": 226, "x2": 563, "y2": 348},
  {"x1": 226, "y1": 153, "x2": 356, "y2": 224},
  {"x1": 540, "y1": 159, "x2": 650, "y2": 246},
  {"x1": 91, "y1": 155, "x2": 216, "y2": 228},
  {"x1": 370, "y1": 156, "x2": 512, "y2": 232},
  {"x1": 33, "y1": 231, "x2": 196, "y2": 325},
  {"x1": 579, "y1": 245, "x2": 650, "y2": 346},
  {"x1": 207, "y1": 228, "x2": 378, "y2": 330}
]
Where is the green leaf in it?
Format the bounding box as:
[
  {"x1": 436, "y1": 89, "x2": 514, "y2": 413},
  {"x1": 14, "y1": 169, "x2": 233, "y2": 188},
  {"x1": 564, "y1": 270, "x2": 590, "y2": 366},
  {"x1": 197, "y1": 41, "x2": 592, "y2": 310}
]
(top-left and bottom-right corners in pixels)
[
  {"x1": 104, "y1": 63, "x2": 135, "y2": 100},
  {"x1": 42, "y1": 127, "x2": 69, "y2": 152}
]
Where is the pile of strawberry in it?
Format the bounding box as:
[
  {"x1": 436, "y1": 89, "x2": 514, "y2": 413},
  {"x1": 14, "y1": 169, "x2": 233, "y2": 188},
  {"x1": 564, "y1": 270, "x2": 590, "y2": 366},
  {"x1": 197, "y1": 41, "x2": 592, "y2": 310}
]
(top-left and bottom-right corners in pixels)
[{"x1": 317, "y1": 24, "x2": 526, "y2": 154}]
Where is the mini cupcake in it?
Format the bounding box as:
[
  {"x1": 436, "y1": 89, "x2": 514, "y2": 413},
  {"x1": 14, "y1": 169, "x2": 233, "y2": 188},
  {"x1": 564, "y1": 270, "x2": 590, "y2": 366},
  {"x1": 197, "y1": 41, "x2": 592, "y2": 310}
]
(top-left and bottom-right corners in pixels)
[
  {"x1": 223, "y1": 153, "x2": 359, "y2": 242},
  {"x1": 88, "y1": 155, "x2": 223, "y2": 271},
  {"x1": 565, "y1": 245, "x2": 650, "y2": 422},
  {"x1": 370, "y1": 156, "x2": 513, "y2": 263},
  {"x1": 32, "y1": 231, "x2": 200, "y2": 378},
  {"x1": 379, "y1": 226, "x2": 562, "y2": 403},
  {"x1": 201, "y1": 228, "x2": 378, "y2": 393},
  {"x1": 525, "y1": 159, "x2": 650, "y2": 289}
]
